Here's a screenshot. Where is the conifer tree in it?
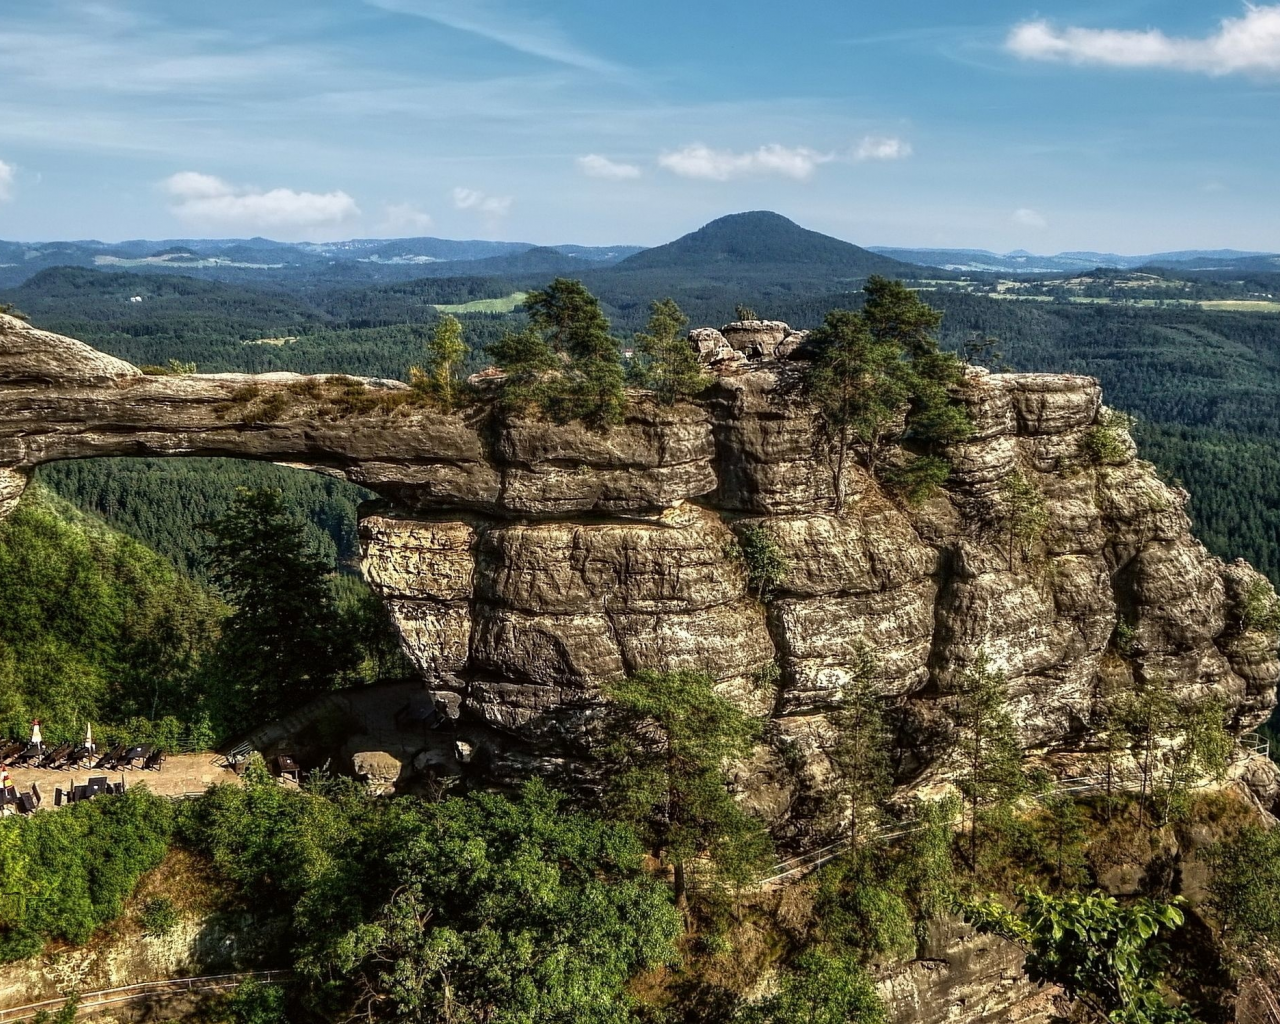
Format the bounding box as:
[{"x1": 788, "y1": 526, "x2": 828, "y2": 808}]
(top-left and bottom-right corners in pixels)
[
  {"x1": 411, "y1": 313, "x2": 466, "y2": 411},
  {"x1": 603, "y1": 669, "x2": 771, "y2": 906},
  {"x1": 523, "y1": 278, "x2": 626, "y2": 426},
  {"x1": 951, "y1": 652, "x2": 1025, "y2": 868},
  {"x1": 998, "y1": 471, "x2": 1049, "y2": 570},
  {"x1": 828, "y1": 653, "x2": 893, "y2": 847},
  {"x1": 633, "y1": 298, "x2": 708, "y2": 404},
  {"x1": 202, "y1": 488, "x2": 353, "y2": 732}
]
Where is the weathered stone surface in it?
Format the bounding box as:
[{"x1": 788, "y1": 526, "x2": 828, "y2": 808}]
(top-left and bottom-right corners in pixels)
[
  {"x1": 746, "y1": 505, "x2": 936, "y2": 598},
  {"x1": 386, "y1": 599, "x2": 472, "y2": 677},
  {"x1": 772, "y1": 331, "x2": 810, "y2": 360},
  {"x1": 0, "y1": 312, "x2": 140, "y2": 386},
  {"x1": 479, "y1": 506, "x2": 744, "y2": 614},
  {"x1": 349, "y1": 747, "x2": 403, "y2": 794},
  {"x1": 0, "y1": 467, "x2": 24, "y2": 518},
  {"x1": 879, "y1": 914, "x2": 1060, "y2": 1024},
  {"x1": 721, "y1": 319, "x2": 791, "y2": 359},
  {"x1": 773, "y1": 579, "x2": 938, "y2": 711},
  {"x1": 1005, "y1": 373, "x2": 1102, "y2": 435},
  {"x1": 705, "y1": 365, "x2": 862, "y2": 513},
  {"x1": 360, "y1": 516, "x2": 476, "y2": 601},
  {"x1": 689, "y1": 327, "x2": 734, "y2": 365}
]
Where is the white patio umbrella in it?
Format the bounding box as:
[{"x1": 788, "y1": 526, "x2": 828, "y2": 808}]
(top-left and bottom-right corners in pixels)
[
  {"x1": 85, "y1": 722, "x2": 95, "y2": 753},
  {"x1": 30, "y1": 720, "x2": 41, "y2": 749}
]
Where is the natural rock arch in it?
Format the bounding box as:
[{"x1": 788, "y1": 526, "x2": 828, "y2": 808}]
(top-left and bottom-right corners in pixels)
[{"x1": 3, "y1": 311, "x2": 1276, "y2": 833}]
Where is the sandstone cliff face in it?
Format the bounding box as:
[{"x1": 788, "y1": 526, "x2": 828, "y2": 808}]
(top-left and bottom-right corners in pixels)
[{"x1": 2, "y1": 311, "x2": 1277, "y2": 834}]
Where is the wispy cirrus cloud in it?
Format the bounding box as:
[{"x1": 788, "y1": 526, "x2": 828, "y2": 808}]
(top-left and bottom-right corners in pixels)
[
  {"x1": 0, "y1": 159, "x2": 14, "y2": 202},
  {"x1": 1007, "y1": 5, "x2": 1280, "y2": 75},
  {"x1": 163, "y1": 171, "x2": 360, "y2": 231},
  {"x1": 658, "y1": 143, "x2": 833, "y2": 181},
  {"x1": 577, "y1": 154, "x2": 641, "y2": 180},
  {"x1": 365, "y1": 0, "x2": 618, "y2": 75},
  {"x1": 452, "y1": 186, "x2": 512, "y2": 217}
]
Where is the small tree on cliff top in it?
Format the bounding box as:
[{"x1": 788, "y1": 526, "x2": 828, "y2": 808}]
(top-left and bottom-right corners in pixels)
[
  {"x1": 410, "y1": 313, "x2": 467, "y2": 411},
  {"x1": 521, "y1": 278, "x2": 626, "y2": 426},
  {"x1": 633, "y1": 297, "x2": 709, "y2": 404},
  {"x1": 603, "y1": 669, "x2": 771, "y2": 906},
  {"x1": 806, "y1": 278, "x2": 971, "y2": 511}
]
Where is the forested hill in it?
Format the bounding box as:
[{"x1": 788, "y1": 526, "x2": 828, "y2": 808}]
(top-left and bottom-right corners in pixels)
[{"x1": 615, "y1": 211, "x2": 919, "y2": 277}]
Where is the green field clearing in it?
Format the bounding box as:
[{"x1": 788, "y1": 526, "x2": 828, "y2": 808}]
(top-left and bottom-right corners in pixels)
[
  {"x1": 433, "y1": 292, "x2": 527, "y2": 314},
  {"x1": 1199, "y1": 299, "x2": 1280, "y2": 312}
]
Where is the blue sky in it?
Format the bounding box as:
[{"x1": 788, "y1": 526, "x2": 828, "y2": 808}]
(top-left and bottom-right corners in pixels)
[{"x1": 0, "y1": 0, "x2": 1277, "y2": 251}]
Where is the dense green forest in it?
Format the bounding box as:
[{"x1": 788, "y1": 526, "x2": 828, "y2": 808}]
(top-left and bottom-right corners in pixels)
[
  {"x1": 37, "y1": 459, "x2": 372, "y2": 578},
  {"x1": 0, "y1": 486, "x2": 403, "y2": 744}
]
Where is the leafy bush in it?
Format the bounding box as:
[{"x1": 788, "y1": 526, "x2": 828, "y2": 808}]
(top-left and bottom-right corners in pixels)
[
  {"x1": 182, "y1": 770, "x2": 682, "y2": 1024},
  {"x1": 736, "y1": 525, "x2": 790, "y2": 600},
  {"x1": 739, "y1": 949, "x2": 885, "y2": 1024},
  {"x1": 220, "y1": 980, "x2": 289, "y2": 1024},
  {"x1": 0, "y1": 788, "x2": 174, "y2": 961},
  {"x1": 139, "y1": 895, "x2": 180, "y2": 937},
  {"x1": 1080, "y1": 410, "x2": 1136, "y2": 466},
  {"x1": 1241, "y1": 578, "x2": 1280, "y2": 637},
  {"x1": 962, "y1": 887, "x2": 1192, "y2": 1024},
  {"x1": 1206, "y1": 824, "x2": 1280, "y2": 953}
]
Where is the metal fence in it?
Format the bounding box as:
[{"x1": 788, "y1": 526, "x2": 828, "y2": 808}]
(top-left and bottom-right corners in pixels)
[{"x1": 0, "y1": 970, "x2": 292, "y2": 1023}]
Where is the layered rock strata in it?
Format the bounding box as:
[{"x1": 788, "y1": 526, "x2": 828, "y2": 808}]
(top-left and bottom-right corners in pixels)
[{"x1": 2, "y1": 311, "x2": 1277, "y2": 832}]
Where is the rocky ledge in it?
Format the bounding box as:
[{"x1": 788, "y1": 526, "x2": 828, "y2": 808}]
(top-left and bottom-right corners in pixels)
[{"x1": 2, "y1": 311, "x2": 1277, "y2": 834}]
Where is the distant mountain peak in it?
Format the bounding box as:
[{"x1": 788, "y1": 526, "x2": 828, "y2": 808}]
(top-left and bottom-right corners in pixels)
[{"x1": 616, "y1": 211, "x2": 921, "y2": 277}]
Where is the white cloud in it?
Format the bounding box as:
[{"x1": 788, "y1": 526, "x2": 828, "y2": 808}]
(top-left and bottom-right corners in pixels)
[
  {"x1": 1007, "y1": 5, "x2": 1280, "y2": 75},
  {"x1": 577, "y1": 154, "x2": 642, "y2": 180},
  {"x1": 380, "y1": 203, "x2": 434, "y2": 233},
  {"x1": 658, "y1": 143, "x2": 831, "y2": 181},
  {"x1": 1013, "y1": 207, "x2": 1049, "y2": 229},
  {"x1": 163, "y1": 172, "x2": 360, "y2": 231},
  {"x1": 0, "y1": 159, "x2": 14, "y2": 202},
  {"x1": 854, "y1": 136, "x2": 912, "y2": 161},
  {"x1": 452, "y1": 186, "x2": 512, "y2": 216}
]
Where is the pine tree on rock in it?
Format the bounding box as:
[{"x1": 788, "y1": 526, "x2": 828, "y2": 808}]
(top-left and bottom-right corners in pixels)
[
  {"x1": 522, "y1": 278, "x2": 626, "y2": 426},
  {"x1": 633, "y1": 298, "x2": 709, "y2": 404},
  {"x1": 951, "y1": 652, "x2": 1025, "y2": 868},
  {"x1": 828, "y1": 653, "x2": 893, "y2": 848}
]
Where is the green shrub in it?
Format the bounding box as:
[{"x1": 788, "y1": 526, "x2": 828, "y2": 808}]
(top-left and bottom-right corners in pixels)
[
  {"x1": 221, "y1": 980, "x2": 289, "y2": 1024},
  {"x1": 0, "y1": 788, "x2": 174, "y2": 961},
  {"x1": 1080, "y1": 411, "x2": 1135, "y2": 465},
  {"x1": 1241, "y1": 578, "x2": 1280, "y2": 637},
  {"x1": 140, "y1": 895, "x2": 180, "y2": 937},
  {"x1": 736, "y1": 525, "x2": 790, "y2": 600},
  {"x1": 741, "y1": 948, "x2": 885, "y2": 1024}
]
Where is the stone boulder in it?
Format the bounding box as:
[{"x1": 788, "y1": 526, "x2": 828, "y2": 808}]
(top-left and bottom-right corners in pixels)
[{"x1": 720, "y1": 320, "x2": 792, "y2": 359}]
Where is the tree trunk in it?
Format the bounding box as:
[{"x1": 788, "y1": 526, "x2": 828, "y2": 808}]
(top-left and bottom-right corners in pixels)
[{"x1": 673, "y1": 860, "x2": 687, "y2": 909}]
